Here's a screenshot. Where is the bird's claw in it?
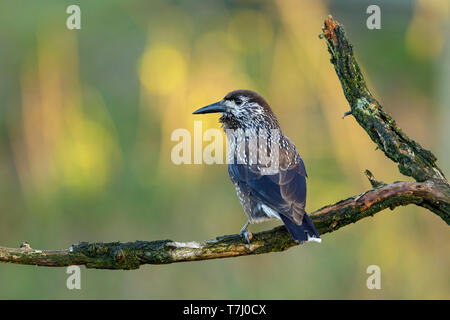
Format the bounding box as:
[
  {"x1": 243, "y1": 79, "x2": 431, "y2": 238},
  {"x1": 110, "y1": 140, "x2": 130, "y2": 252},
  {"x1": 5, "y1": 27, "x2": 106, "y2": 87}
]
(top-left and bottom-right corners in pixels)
[{"x1": 240, "y1": 230, "x2": 253, "y2": 244}]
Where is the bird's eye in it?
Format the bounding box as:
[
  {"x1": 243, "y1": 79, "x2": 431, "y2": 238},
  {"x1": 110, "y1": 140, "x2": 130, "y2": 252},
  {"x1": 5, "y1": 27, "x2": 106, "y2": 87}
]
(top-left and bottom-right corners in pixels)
[{"x1": 234, "y1": 98, "x2": 242, "y2": 105}]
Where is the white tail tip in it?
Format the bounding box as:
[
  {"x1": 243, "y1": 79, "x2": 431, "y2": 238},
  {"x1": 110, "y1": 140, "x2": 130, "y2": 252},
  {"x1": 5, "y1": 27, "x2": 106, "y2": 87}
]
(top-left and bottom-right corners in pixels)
[{"x1": 307, "y1": 235, "x2": 322, "y2": 243}]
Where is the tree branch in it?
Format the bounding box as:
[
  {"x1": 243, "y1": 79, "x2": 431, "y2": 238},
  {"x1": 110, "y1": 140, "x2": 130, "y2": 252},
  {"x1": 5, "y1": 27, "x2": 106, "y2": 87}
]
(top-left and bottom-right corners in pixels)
[
  {"x1": 1, "y1": 15, "x2": 448, "y2": 270},
  {"x1": 320, "y1": 15, "x2": 449, "y2": 223},
  {"x1": 0, "y1": 180, "x2": 446, "y2": 269},
  {"x1": 321, "y1": 16, "x2": 446, "y2": 183}
]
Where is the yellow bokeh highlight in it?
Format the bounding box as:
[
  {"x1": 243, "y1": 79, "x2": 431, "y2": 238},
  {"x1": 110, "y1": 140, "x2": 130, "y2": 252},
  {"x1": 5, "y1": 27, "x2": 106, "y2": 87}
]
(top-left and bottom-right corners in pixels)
[
  {"x1": 405, "y1": 0, "x2": 447, "y2": 60},
  {"x1": 55, "y1": 113, "x2": 113, "y2": 193},
  {"x1": 139, "y1": 44, "x2": 187, "y2": 95},
  {"x1": 15, "y1": 26, "x2": 120, "y2": 199}
]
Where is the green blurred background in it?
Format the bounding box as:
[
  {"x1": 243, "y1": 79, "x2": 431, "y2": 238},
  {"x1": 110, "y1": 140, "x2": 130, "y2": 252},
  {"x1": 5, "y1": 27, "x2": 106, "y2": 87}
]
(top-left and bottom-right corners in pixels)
[{"x1": 0, "y1": 0, "x2": 449, "y2": 299}]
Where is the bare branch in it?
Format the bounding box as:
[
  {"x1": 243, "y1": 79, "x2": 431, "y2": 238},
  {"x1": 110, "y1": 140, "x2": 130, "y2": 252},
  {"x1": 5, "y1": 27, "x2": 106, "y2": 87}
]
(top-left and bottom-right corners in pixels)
[
  {"x1": 321, "y1": 15, "x2": 446, "y2": 183},
  {"x1": 0, "y1": 180, "x2": 446, "y2": 269}
]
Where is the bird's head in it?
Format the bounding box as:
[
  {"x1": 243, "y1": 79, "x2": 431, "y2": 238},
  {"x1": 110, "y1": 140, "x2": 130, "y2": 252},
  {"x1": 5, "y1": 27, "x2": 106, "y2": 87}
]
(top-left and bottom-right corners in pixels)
[{"x1": 193, "y1": 90, "x2": 280, "y2": 130}]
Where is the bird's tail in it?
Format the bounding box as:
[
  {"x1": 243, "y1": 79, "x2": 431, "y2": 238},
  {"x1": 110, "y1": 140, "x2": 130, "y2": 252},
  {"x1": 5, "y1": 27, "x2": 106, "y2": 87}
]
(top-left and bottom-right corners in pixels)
[{"x1": 280, "y1": 213, "x2": 321, "y2": 243}]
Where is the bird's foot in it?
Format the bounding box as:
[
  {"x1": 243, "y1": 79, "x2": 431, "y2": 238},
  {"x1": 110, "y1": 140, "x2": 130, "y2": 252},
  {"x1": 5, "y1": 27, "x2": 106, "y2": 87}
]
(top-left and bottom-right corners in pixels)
[
  {"x1": 240, "y1": 229, "x2": 253, "y2": 244},
  {"x1": 239, "y1": 221, "x2": 253, "y2": 243}
]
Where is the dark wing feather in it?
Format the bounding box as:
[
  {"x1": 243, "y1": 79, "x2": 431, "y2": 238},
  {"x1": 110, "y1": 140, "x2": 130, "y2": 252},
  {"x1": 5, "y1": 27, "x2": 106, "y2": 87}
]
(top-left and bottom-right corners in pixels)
[{"x1": 228, "y1": 159, "x2": 307, "y2": 224}]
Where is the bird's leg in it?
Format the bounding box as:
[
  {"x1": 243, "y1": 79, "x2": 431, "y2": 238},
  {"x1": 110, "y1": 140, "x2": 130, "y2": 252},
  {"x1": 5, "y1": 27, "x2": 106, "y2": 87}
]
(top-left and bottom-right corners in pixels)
[
  {"x1": 239, "y1": 221, "x2": 253, "y2": 243},
  {"x1": 239, "y1": 221, "x2": 249, "y2": 235}
]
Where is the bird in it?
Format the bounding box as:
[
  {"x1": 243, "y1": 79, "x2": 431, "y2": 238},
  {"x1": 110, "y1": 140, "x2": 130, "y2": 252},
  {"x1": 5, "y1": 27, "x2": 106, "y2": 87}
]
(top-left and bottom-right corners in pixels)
[{"x1": 193, "y1": 89, "x2": 321, "y2": 244}]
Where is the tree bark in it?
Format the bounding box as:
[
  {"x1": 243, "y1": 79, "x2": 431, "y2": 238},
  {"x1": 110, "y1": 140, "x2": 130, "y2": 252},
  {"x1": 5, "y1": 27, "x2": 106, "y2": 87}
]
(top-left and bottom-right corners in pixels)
[{"x1": 1, "y1": 16, "x2": 448, "y2": 270}]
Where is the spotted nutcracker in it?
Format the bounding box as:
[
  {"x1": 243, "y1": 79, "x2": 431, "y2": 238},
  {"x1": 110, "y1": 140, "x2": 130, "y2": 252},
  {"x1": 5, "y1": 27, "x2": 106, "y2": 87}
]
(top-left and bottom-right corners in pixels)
[{"x1": 193, "y1": 90, "x2": 321, "y2": 244}]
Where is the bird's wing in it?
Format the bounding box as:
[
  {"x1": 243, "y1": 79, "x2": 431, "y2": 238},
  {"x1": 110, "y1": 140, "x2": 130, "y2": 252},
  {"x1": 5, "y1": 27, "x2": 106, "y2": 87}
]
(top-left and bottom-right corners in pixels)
[{"x1": 228, "y1": 157, "x2": 307, "y2": 225}]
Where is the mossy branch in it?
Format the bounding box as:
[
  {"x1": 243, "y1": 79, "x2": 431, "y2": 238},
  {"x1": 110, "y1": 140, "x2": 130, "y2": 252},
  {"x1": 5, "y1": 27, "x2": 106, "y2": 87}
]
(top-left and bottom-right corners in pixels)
[
  {"x1": 0, "y1": 15, "x2": 448, "y2": 270},
  {"x1": 0, "y1": 179, "x2": 446, "y2": 270},
  {"x1": 321, "y1": 16, "x2": 446, "y2": 183},
  {"x1": 321, "y1": 15, "x2": 449, "y2": 223}
]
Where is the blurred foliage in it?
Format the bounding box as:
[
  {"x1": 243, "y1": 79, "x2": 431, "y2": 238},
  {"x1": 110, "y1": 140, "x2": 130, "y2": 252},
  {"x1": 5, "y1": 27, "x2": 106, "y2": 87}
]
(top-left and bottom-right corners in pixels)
[{"x1": 0, "y1": 0, "x2": 449, "y2": 299}]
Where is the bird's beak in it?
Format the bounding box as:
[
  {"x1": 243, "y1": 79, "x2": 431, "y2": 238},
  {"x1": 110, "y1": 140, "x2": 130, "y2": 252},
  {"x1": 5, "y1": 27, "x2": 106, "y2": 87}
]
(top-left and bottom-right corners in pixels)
[{"x1": 192, "y1": 101, "x2": 227, "y2": 115}]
